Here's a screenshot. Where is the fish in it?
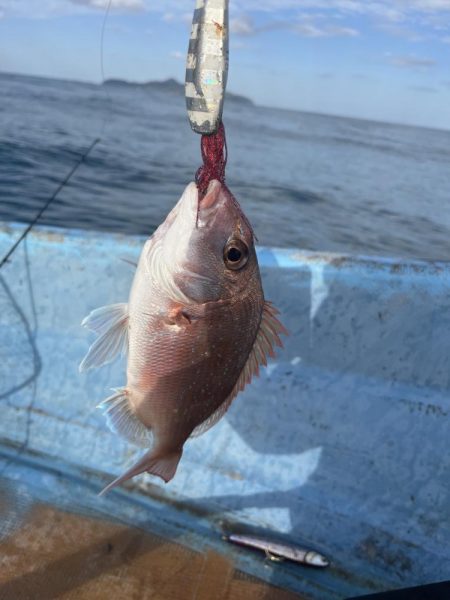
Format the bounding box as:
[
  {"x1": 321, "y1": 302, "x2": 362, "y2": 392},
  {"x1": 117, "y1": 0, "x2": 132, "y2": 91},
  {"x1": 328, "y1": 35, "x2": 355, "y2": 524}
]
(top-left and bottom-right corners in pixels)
[
  {"x1": 79, "y1": 179, "x2": 287, "y2": 495},
  {"x1": 226, "y1": 533, "x2": 330, "y2": 568}
]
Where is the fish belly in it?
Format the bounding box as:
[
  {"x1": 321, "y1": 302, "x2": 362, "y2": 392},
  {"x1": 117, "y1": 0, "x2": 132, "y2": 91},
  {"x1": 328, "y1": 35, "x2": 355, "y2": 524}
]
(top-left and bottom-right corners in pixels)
[{"x1": 127, "y1": 298, "x2": 262, "y2": 450}]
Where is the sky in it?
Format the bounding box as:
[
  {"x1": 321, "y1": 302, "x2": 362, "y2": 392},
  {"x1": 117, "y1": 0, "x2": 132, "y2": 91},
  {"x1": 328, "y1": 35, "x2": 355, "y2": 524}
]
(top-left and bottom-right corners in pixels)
[{"x1": 1, "y1": 0, "x2": 450, "y2": 129}]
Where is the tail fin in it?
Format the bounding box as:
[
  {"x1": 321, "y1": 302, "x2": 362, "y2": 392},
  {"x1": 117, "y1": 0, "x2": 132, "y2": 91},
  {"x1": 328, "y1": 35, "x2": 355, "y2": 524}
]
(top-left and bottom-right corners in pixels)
[{"x1": 99, "y1": 448, "x2": 183, "y2": 496}]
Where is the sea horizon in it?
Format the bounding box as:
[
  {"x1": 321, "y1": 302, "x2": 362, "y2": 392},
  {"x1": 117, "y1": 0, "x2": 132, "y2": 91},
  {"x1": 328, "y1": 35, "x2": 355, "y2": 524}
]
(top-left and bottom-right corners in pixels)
[
  {"x1": 2, "y1": 69, "x2": 448, "y2": 135},
  {"x1": 2, "y1": 69, "x2": 450, "y2": 261}
]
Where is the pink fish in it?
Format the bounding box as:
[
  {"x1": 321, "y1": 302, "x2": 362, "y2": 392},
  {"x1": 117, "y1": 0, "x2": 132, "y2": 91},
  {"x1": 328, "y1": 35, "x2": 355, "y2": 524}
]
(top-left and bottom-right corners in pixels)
[{"x1": 80, "y1": 180, "x2": 286, "y2": 495}]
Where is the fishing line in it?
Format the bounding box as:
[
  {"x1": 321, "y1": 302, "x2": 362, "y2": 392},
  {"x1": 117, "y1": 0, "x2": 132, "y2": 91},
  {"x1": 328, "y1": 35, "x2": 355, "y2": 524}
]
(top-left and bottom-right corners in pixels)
[
  {"x1": 99, "y1": 0, "x2": 113, "y2": 138},
  {"x1": 0, "y1": 138, "x2": 100, "y2": 270},
  {"x1": 0, "y1": 240, "x2": 42, "y2": 479},
  {"x1": 0, "y1": 0, "x2": 115, "y2": 271},
  {"x1": 0, "y1": 0, "x2": 114, "y2": 482},
  {"x1": 0, "y1": 0, "x2": 116, "y2": 269},
  {"x1": 101, "y1": 0, "x2": 112, "y2": 84}
]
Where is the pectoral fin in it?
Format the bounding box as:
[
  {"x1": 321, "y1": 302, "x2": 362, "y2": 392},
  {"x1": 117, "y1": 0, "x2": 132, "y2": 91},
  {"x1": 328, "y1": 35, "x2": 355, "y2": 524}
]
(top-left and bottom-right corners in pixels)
[
  {"x1": 79, "y1": 303, "x2": 128, "y2": 372},
  {"x1": 166, "y1": 305, "x2": 194, "y2": 327}
]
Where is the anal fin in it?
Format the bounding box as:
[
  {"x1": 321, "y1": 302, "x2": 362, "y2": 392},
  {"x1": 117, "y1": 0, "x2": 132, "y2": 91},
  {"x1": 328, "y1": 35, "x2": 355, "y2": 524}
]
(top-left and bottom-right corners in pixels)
[{"x1": 98, "y1": 388, "x2": 152, "y2": 448}]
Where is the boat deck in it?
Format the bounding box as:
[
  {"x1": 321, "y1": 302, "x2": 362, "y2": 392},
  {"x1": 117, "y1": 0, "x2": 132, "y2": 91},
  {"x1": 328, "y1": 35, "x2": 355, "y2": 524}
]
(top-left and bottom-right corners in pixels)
[
  {"x1": 0, "y1": 478, "x2": 301, "y2": 600},
  {"x1": 1, "y1": 223, "x2": 450, "y2": 599}
]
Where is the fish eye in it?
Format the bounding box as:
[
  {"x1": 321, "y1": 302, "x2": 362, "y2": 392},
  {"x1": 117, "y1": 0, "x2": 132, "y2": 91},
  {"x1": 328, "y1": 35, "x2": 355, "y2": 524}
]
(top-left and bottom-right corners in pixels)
[{"x1": 224, "y1": 238, "x2": 249, "y2": 271}]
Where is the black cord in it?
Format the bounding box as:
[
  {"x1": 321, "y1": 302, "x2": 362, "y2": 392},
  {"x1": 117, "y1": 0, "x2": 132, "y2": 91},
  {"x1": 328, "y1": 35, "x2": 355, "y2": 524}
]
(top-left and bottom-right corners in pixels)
[{"x1": 0, "y1": 137, "x2": 100, "y2": 270}]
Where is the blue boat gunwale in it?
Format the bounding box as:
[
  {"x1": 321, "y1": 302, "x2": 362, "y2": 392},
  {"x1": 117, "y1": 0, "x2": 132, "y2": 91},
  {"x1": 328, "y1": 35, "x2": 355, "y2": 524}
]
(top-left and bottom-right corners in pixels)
[
  {"x1": 2, "y1": 220, "x2": 449, "y2": 276},
  {"x1": 1, "y1": 219, "x2": 449, "y2": 599}
]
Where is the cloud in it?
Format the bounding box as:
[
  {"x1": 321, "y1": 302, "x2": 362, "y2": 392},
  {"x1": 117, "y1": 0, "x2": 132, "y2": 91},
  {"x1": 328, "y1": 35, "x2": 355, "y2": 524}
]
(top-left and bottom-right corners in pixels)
[
  {"x1": 162, "y1": 11, "x2": 191, "y2": 24},
  {"x1": 388, "y1": 54, "x2": 436, "y2": 68},
  {"x1": 1, "y1": 0, "x2": 450, "y2": 18},
  {"x1": 1, "y1": 0, "x2": 450, "y2": 45},
  {"x1": 230, "y1": 13, "x2": 359, "y2": 38},
  {"x1": 230, "y1": 15, "x2": 255, "y2": 35},
  {"x1": 407, "y1": 0, "x2": 450, "y2": 9},
  {"x1": 377, "y1": 23, "x2": 425, "y2": 41},
  {"x1": 170, "y1": 50, "x2": 184, "y2": 60},
  {"x1": 232, "y1": 17, "x2": 291, "y2": 35},
  {"x1": 410, "y1": 84, "x2": 437, "y2": 92},
  {"x1": 442, "y1": 35, "x2": 450, "y2": 43},
  {"x1": 186, "y1": 1, "x2": 450, "y2": 43},
  {"x1": 234, "y1": 1, "x2": 404, "y2": 21},
  {"x1": 295, "y1": 22, "x2": 359, "y2": 36},
  {"x1": 230, "y1": 39, "x2": 248, "y2": 49},
  {"x1": 69, "y1": 0, "x2": 145, "y2": 11},
  {"x1": 162, "y1": 12, "x2": 176, "y2": 22},
  {"x1": 239, "y1": 0, "x2": 450, "y2": 14}
]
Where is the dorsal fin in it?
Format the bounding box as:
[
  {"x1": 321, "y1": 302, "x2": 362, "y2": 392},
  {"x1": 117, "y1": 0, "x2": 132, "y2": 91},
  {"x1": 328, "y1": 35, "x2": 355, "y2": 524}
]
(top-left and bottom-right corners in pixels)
[{"x1": 191, "y1": 301, "x2": 287, "y2": 438}]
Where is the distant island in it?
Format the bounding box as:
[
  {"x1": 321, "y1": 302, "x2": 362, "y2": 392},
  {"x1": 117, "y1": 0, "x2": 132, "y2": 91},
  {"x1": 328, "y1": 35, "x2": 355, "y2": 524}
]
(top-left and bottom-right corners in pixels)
[{"x1": 103, "y1": 77, "x2": 254, "y2": 106}]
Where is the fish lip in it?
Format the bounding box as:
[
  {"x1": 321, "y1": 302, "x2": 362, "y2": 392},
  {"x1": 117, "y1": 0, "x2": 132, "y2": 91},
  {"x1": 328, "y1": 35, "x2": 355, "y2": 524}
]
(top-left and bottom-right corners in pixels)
[{"x1": 199, "y1": 179, "x2": 222, "y2": 210}]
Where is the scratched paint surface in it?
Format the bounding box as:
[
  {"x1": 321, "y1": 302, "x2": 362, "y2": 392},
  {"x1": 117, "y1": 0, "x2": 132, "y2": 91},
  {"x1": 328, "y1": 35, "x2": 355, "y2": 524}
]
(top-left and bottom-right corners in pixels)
[
  {"x1": 0, "y1": 223, "x2": 449, "y2": 598},
  {"x1": 0, "y1": 488, "x2": 302, "y2": 600}
]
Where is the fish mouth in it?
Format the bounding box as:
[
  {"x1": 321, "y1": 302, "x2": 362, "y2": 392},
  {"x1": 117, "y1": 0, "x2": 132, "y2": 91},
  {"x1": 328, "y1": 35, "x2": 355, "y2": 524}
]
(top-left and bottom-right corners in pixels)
[
  {"x1": 197, "y1": 179, "x2": 255, "y2": 239},
  {"x1": 199, "y1": 180, "x2": 222, "y2": 210}
]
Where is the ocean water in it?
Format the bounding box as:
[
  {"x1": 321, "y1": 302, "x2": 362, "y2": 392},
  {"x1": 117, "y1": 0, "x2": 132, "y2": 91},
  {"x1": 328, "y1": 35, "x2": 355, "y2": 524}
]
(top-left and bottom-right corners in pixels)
[{"x1": 1, "y1": 71, "x2": 450, "y2": 260}]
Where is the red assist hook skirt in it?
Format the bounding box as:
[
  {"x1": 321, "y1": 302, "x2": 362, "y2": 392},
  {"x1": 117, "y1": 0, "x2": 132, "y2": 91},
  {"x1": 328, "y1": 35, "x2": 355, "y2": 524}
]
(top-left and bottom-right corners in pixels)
[{"x1": 195, "y1": 121, "x2": 228, "y2": 199}]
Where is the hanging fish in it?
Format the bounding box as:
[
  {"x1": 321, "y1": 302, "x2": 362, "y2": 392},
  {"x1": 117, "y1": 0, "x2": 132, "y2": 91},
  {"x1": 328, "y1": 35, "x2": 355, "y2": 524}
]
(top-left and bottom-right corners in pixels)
[{"x1": 79, "y1": 179, "x2": 286, "y2": 495}]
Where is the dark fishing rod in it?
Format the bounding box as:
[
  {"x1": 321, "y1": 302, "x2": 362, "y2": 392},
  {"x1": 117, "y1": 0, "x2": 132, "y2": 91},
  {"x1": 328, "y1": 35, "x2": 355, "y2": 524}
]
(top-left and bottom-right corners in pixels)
[
  {"x1": 0, "y1": 137, "x2": 100, "y2": 270},
  {"x1": 0, "y1": 0, "x2": 114, "y2": 271}
]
